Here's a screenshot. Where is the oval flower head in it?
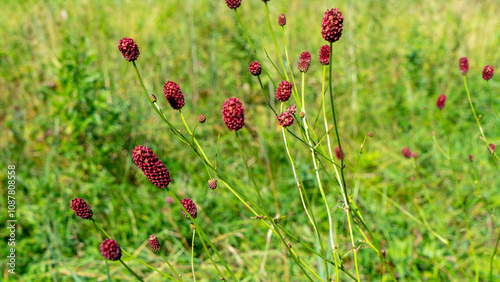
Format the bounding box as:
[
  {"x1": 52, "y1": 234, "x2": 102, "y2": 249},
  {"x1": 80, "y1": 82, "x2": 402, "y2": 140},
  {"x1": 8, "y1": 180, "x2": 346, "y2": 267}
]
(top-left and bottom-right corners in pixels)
[{"x1": 222, "y1": 97, "x2": 245, "y2": 131}]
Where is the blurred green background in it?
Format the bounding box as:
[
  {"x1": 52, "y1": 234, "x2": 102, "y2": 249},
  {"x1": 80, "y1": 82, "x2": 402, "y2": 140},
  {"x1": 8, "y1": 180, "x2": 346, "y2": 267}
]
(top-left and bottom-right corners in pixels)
[{"x1": 1, "y1": 0, "x2": 499, "y2": 280}]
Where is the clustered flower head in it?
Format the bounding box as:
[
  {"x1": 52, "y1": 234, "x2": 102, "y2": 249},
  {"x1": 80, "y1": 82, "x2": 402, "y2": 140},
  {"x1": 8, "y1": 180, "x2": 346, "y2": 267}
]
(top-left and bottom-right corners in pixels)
[
  {"x1": 469, "y1": 154, "x2": 474, "y2": 162},
  {"x1": 222, "y1": 97, "x2": 245, "y2": 131},
  {"x1": 277, "y1": 111, "x2": 294, "y2": 127},
  {"x1": 100, "y1": 239, "x2": 122, "y2": 261},
  {"x1": 132, "y1": 145, "x2": 171, "y2": 188},
  {"x1": 118, "y1": 37, "x2": 140, "y2": 62},
  {"x1": 489, "y1": 143, "x2": 496, "y2": 154},
  {"x1": 71, "y1": 198, "x2": 93, "y2": 220},
  {"x1": 279, "y1": 14, "x2": 286, "y2": 26},
  {"x1": 225, "y1": 0, "x2": 241, "y2": 9},
  {"x1": 483, "y1": 65, "x2": 494, "y2": 81},
  {"x1": 459, "y1": 57, "x2": 469, "y2": 76},
  {"x1": 319, "y1": 45, "x2": 330, "y2": 65},
  {"x1": 198, "y1": 114, "x2": 206, "y2": 123},
  {"x1": 401, "y1": 147, "x2": 413, "y2": 159},
  {"x1": 321, "y1": 8, "x2": 344, "y2": 43},
  {"x1": 163, "y1": 81, "x2": 185, "y2": 110},
  {"x1": 249, "y1": 61, "x2": 262, "y2": 76},
  {"x1": 180, "y1": 198, "x2": 198, "y2": 219},
  {"x1": 436, "y1": 94, "x2": 447, "y2": 109},
  {"x1": 298, "y1": 51, "x2": 312, "y2": 73},
  {"x1": 276, "y1": 81, "x2": 293, "y2": 102},
  {"x1": 208, "y1": 178, "x2": 217, "y2": 190},
  {"x1": 334, "y1": 146, "x2": 344, "y2": 160},
  {"x1": 287, "y1": 105, "x2": 297, "y2": 115},
  {"x1": 148, "y1": 235, "x2": 161, "y2": 253}
]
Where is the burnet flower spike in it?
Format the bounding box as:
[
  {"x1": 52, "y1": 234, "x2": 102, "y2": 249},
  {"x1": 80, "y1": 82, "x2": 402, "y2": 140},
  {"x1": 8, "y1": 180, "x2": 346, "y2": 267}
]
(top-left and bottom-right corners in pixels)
[
  {"x1": 71, "y1": 198, "x2": 93, "y2": 220},
  {"x1": 180, "y1": 198, "x2": 198, "y2": 219},
  {"x1": 276, "y1": 81, "x2": 292, "y2": 102},
  {"x1": 436, "y1": 94, "x2": 447, "y2": 109},
  {"x1": 132, "y1": 145, "x2": 171, "y2": 189},
  {"x1": 118, "y1": 37, "x2": 140, "y2": 62},
  {"x1": 222, "y1": 97, "x2": 245, "y2": 131},
  {"x1": 321, "y1": 8, "x2": 344, "y2": 43},
  {"x1": 163, "y1": 81, "x2": 185, "y2": 110},
  {"x1": 100, "y1": 239, "x2": 122, "y2": 261}
]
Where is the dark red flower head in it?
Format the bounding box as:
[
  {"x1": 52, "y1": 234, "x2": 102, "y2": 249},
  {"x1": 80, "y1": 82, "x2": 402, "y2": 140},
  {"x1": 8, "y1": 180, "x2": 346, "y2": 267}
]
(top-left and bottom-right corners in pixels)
[
  {"x1": 319, "y1": 45, "x2": 331, "y2": 65},
  {"x1": 469, "y1": 154, "x2": 474, "y2": 162},
  {"x1": 198, "y1": 114, "x2": 206, "y2": 123},
  {"x1": 71, "y1": 198, "x2": 93, "y2": 220},
  {"x1": 489, "y1": 143, "x2": 496, "y2": 154},
  {"x1": 100, "y1": 239, "x2": 122, "y2": 261},
  {"x1": 276, "y1": 81, "x2": 293, "y2": 102},
  {"x1": 401, "y1": 147, "x2": 412, "y2": 159},
  {"x1": 180, "y1": 198, "x2": 198, "y2": 219},
  {"x1": 279, "y1": 14, "x2": 286, "y2": 26},
  {"x1": 222, "y1": 97, "x2": 245, "y2": 131},
  {"x1": 132, "y1": 145, "x2": 171, "y2": 188},
  {"x1": 334, "y1": 146, "x2": 344, "y2": 160},
  {"x1": 287, "y1": 105, "x2": 297, "y2": 115},
  {"x1": 148, "y1": 235, "x2": 161, "y2": 253},
  {"x1": 163, "y1": 81, "x2": 185, "y2": 110},
  {"x1": 277, "y1": 111, "x2": 294, "y2": 127},
  {"x1": 321, "y1": 8, "x2": 344, "y2": 43},
  {"x1": 225, "y1": 0, "x2": 241, "y2": 9},
  {"x1": 249, "y1": 61, "x2": 262, "y2": 76},
  {"x1": 118, "y1": 37, "x2": 140, "y2": 62},
  {"x1": 459, "y1": 57, "x2": 469, "y2": 76},
  {"x1": 298, "y1": 51, "x2": 312, "y2": 73},
  {"x1": 436, "y1": 94, "x2": 447, "y2": 109},
  {"x1": 208, "y1": 178, "x2": 218, "y2": 190},
  {"x1": 483, "y1": 65, "x2": 494, "y2": 81}
]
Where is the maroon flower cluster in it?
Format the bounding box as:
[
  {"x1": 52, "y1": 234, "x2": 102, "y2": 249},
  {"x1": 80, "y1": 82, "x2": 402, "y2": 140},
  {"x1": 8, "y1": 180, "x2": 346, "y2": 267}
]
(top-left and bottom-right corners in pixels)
[
  {"x1": 276, "y1": 81, "x2": 293, "y2": 102},
  {"x1": 249, "y1": 61, "x2": 262, "y2": 76},
  {"x1": 198, "y1": 114, "x2": 206, "y2": 123},
  {"x1": 277, "y1": 111, "x2": 294, "y2": 127},
  {"x1": 279, "y1": 14, "x2": 286, "y2": 26},
  {"x1": 180, "y1": 198, "x2": 198, "y2": 219},
  {"x1": 287, "y1": 105, "x2": 297, "y2": 115},
  {"x1": 489, "y1": 143, "x2": 496, "y2": 154},
  {"x1": 436, "y1": 94, "x2": 447, "y2": 109},
  {"x1": 118, "y1": 37, "x2": 140, "y2": 62},
  {"x1": 208, "y1": 178, "x2": 218, "y2": 190},
  {"x1": 483, "y1": 65, "x2": 494, "y2": 81},
  {"x1": 319, "y1": 45, "x2": 330, "y2": 65},
  {"x1": 222, "y1": 97, "x2": 245, "y2": 131},
  {"x1": 132, "y1": 145, "x2": 171, "y2": 188},
  {"x1": 401, "y1": 147, "x2": 413, "y2": 159},
  {"x1": 163, "y1": 81, "x2": 185, "y2": 110},
  {"x1": 298, "y1": 51, "x2": 312, "y2": 73},
  {"x1": 100, "y1": 239, "x2": 122, "y2": 261},
  {"x1": 321, "y1": 8, "x2": 344, "y2": 43},
  {"x1": 459, "y1": 57, "x2": 469, "y2": 76},
  {"x1": 71, "y1": 198, "x2": 93, "y2": 220},
  {"x1": 148, "y1": 235, "x2": 161, "y2": 253},
  {"x1": 334, "y1": 146, "x2": 344, "y2": 160},
  {"x1": 225, "y1": 0, "x2": 241, "y2": 9}
]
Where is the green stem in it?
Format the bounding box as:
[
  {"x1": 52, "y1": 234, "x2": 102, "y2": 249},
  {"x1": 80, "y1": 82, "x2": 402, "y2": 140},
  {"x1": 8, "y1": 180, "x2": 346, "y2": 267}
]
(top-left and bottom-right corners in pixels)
[
  {"x1": 160, "y1": 253, "x2": 183, "y2": 282},
  {"x1": 487, "y1": 80, "x2": 500, "y2": 120},
  {"x1": 299, "y1": 72, "x2": 333, "y2": 280},
  {"x1": 119, "y1": 259, "x2": 144, "y2": 282},
  {"x1": 235, "y1": 131, "x2": 318, "y2": 281},
  {"x1": 439, "y1": 110, "x2": 478, "y2": 281},
  {"x1": 191, "y1": 229, "x2": 196, "y2": 282},
  {"x1": 197, "y1": 228, "x2": 226, "y2": 280},
  {"x1": 165, "y1": 188, "x2": 237, "y2": 281},
  {"x1": 490, "y1": 231, "x2": 500, "y2": 282},
  {"x1": 463, "y1": 76, "x2": 499, "y2": 161}
]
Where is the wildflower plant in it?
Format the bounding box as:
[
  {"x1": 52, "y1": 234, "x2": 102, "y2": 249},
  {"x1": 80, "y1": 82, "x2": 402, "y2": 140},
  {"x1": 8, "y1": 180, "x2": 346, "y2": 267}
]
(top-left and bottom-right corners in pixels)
[{"x1": 67, "y1": 2, "x2": 500, "y2": 281}]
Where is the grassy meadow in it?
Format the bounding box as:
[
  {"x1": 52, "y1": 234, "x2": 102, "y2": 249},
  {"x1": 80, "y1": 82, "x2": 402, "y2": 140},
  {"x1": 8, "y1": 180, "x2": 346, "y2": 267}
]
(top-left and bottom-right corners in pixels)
[{"x1": 1, "y1": 0, "x2": 500, "y2": 280}]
